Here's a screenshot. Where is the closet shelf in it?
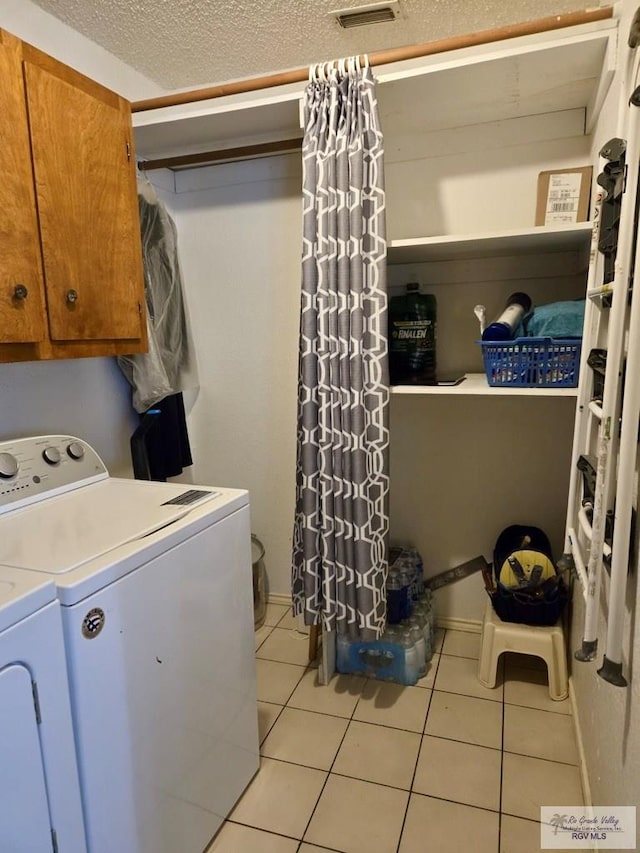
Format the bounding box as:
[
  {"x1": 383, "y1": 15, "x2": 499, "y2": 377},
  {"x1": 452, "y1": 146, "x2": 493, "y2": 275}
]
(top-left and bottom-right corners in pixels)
[
  {"x1": 391, "y1": 374, "x2": 579, "y2": 397},
  {"x1": 387, "y1": 223, "x2": 593, "y2": 265},
  {"x1": 132, "y1": 19, "x2": 616, "y2": 166}
]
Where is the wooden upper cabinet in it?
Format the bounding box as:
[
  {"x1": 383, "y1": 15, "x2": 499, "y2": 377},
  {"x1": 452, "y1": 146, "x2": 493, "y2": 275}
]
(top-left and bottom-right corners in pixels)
[
  {"x1": 23, "y1": 52, "x2": 144, "y2": 342},
  {"x1": 0, "y1": 31, "x2": 47, "y2": 344},
  {"x1": 0, "y1": 30, "x2": 147, "y2": 362}
]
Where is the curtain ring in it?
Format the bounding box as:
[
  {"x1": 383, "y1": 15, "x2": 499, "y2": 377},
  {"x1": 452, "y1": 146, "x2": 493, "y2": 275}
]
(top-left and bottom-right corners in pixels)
[
  {"x1": 348, "y1": 55, "x2": 356, "y2": 76},
  {"x1": 363, "y1": 53, "x2": 370, "y2": 69},
  {"x1": 339, "y1": 56, "x2": 347, "y2": 77},
  {"x1": 308, "y1": 63, "x2": 315, "y2": 83}
]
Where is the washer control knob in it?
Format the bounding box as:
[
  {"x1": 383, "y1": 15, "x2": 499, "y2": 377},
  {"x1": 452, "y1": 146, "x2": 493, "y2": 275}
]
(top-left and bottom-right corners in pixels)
[
  {"x1": 67, "y1": 441, "x2": 85, "y2": 461},
  {"x1": 42, "y1": 446, "x2": 61, "y2": 465},
  {"x1": 0, "y1": 452, "x2": 18, "y2": 479}
]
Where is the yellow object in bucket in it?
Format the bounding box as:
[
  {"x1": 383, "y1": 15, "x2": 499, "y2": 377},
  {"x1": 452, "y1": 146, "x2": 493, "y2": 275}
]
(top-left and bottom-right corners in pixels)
[{"x1": 498, "y1": 549, "x2": 556, "y2": 589}]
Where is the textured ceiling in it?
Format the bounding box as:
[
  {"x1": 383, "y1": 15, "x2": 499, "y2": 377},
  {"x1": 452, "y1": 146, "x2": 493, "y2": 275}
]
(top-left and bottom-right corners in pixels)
[{"x1": 30, "y1": 0, "x2": 595, "y2": 90}]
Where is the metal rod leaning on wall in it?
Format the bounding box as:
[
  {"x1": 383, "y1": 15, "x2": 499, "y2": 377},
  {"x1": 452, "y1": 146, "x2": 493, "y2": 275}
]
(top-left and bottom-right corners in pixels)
[{"x1": 131, "y1": 7, "x2": 613, "y2": 114}]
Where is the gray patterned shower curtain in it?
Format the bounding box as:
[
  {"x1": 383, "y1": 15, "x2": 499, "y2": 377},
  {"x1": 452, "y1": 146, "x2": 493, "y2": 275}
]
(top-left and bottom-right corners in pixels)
[{"x1": 291, "y1": 63, "x2": 390, "y2": 641}]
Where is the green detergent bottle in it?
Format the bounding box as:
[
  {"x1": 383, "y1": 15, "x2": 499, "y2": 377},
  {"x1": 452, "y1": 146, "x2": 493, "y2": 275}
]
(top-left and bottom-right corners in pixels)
[{"x1": 389, "y1": 283, "x2": 437, "y2": 384}]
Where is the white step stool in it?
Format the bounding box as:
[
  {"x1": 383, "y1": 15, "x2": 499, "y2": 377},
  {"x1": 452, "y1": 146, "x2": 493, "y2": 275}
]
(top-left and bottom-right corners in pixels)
[{"x1": 478, "y1": 601, "x2": 568, "y2": 700}]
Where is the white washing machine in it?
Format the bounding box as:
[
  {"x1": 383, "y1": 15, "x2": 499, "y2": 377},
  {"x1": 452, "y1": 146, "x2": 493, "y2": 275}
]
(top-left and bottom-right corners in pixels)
[
  {"x1": 0, "y1": 435, "x2": 259, "y2": 853},
  {"x1": 0, "y1": 566, "x2": 87, "y2": 853}
]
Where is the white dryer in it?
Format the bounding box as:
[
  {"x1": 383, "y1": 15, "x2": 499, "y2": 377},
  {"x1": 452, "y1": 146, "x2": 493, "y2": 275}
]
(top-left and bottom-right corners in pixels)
[
  {"x1": 0, "y1": 435, "x2": 259, "y2": 853},
  {"x1": 0, "y1": 566, "x2": 87, "y2": 853}
]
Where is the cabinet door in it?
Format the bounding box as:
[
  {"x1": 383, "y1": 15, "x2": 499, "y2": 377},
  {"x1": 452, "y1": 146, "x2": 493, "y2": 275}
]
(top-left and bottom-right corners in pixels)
[
  {"x1": 23, "y1": 50, "x2": 145, "y2": 342},
  {"x1": 0, "y1": 31, "x2": 46, "y2": 343}
]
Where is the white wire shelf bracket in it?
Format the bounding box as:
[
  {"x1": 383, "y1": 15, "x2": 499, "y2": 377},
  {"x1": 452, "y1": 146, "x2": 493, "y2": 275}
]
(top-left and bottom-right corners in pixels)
[
  {"x1": 567, "y1": 527, "x2": 588, "y2": 602},
  {"x1": 577, "y1": 505, "x2": 612, "y2": 559},
  {"x1": 588, "y1": 400, "x2": 604, "y2": 420},
  {"x1": 587, "y1": 283, "x2": 616, "y2": 299},
  {"x1": 567, "y1": 527, "x2": 589, "y2": 600}
]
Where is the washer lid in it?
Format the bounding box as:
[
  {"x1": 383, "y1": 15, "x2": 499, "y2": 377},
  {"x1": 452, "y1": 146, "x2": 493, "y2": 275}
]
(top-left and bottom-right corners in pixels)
[
  {"x1": 0, "y1": 479, "x2": 220, "y2": 575},
  {"x1": 0, "y1": 567, "x2": 56, "y2": 633}
]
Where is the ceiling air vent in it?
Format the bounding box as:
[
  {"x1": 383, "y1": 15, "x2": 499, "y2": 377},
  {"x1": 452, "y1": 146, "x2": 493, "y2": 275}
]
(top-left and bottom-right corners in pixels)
[{"x1": 332, "y1": 1, "x2": 401, "y2": 29}]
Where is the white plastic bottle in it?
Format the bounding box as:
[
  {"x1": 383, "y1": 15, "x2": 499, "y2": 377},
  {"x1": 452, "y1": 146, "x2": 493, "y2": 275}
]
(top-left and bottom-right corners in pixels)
[
  {"x1": 408, "y1": 618, "x2": 427, "y2": 676},
  {"x1": 398, "y1": 568, "x2": 413, "y2": 618},
  {"x1": 406, "y1": 547, "x2": 424, "y2": 599},
  {"x1": 401, "y1": 628, "x2": 420, "y2": 685},
  {"x1": 419, "y1": 590, "x2": 435, "y2": 648},
  {"x1": 381, "y1": 625, "x2": 400, "y2": 682},
  {"x1": 413, "y1": 604, "x2": 433, "y2": 661},
  {"x1": 337, "y1": 633, "x2": 352, "y2": 673}
]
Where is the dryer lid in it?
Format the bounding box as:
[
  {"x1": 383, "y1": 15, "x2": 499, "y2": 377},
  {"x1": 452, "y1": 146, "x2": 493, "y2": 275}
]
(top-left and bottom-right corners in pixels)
[{"x1": 0, "y1": 479, "x2": 219, "y2": 575}]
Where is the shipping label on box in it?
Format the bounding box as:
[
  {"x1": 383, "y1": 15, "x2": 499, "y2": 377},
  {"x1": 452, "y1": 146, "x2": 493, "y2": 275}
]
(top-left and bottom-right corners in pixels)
[{"x1": 535, "y1": 166, "x2": 592, "y2": 225}]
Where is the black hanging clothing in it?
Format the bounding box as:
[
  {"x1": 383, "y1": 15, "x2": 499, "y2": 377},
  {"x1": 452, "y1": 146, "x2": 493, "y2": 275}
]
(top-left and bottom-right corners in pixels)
[{"x1": 140, "y1": 393, "x2": 193, "y2": 482}]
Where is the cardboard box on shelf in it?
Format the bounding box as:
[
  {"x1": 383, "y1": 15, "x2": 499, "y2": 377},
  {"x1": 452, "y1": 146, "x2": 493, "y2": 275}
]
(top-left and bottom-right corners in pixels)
[{"x1": 535, "y1": 166, "x2": 592, "y2": 226}]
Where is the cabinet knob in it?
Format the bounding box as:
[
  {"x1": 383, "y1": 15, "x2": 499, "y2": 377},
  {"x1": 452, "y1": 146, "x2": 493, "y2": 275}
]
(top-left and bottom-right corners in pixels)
[
  {"x1": 13, "y1": 284, "x2": 28, "y2": 300},
  {"x1": 66, "y1": 289, "x2": 79, "y2": 304}
]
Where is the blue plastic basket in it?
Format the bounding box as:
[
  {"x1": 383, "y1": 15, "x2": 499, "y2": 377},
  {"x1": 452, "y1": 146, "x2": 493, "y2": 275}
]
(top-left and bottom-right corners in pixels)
[{"x1": 479, "y1": 337, "x2": 582, "y2": 388}]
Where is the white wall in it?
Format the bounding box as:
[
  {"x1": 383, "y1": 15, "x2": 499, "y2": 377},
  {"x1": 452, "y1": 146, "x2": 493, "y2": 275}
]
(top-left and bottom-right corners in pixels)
[
  {"x1": 0, "y1": 2, "x2": 162, "y2": 474},
  {"x1": 385, "y1": 109, "x2": 591, "y2": 239},
  {"x1": 163, "y1": 157, "x2": 303, "y2": 596},
  {"x1": 567, "y1": 0, "x2": 640, "y2": 813},
  {"x1": 390, "y1": 395, "x2": 578, "y2": 620},
  {"x1": 0, "y1": 359, "x2": 138, "y2": 477}
]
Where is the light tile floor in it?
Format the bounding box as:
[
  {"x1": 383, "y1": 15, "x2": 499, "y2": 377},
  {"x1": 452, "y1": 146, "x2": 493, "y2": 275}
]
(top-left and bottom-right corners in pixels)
[{"x1": 207, "y1": 606, "x2": 583, "y2": 853}]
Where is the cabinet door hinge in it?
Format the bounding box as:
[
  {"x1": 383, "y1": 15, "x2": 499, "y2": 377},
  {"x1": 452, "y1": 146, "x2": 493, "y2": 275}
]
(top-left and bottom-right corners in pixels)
[
  {"x1": 126, "y1": 140, "x2": 131, "y2": 161},
  {"x1": 51, "y1": 828, "x2": 59, "y2": 853},
  {"x1": 32, "y1": 680, "x2": 42, "y2": 724}
]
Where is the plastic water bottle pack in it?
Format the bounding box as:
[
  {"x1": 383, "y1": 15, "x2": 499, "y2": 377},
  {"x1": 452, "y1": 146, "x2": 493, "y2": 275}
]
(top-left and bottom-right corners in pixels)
[{"x1": 336, "y1": 546, "x2": 436, "y2": 686}]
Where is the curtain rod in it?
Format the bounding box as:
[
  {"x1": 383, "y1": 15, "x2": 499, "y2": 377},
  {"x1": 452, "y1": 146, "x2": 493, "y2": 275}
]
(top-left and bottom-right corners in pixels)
[
  {"x1": 132, "y1": 7, "x2": 613, "y2": 113},
  {"x1": 138, "y1": 138, "x2": 303, "y2": 172}
]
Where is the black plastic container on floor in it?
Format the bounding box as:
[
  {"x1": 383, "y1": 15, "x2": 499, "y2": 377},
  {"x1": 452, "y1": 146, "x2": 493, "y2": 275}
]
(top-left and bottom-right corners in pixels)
[
  {"x1": 389, "y1": 283, "x2": 437, "y2": 384},
  {"x1": 489, "y1": 524, "x2": 569, "y2": 626}
]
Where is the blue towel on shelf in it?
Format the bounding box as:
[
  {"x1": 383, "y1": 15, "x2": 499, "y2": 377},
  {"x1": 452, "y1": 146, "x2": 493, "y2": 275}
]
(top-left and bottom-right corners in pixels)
[{"x1": 523, "y1": 299, "x2": 585, "y2": 338}]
